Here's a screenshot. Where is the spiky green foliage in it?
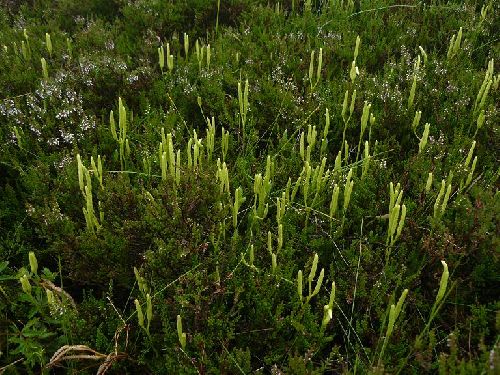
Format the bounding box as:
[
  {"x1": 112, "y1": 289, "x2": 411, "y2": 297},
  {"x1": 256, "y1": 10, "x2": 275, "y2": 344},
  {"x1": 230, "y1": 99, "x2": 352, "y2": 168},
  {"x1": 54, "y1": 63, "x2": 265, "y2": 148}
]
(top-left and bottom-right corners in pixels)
[{"x1": 0, "y1": 1, "x2": 498, "y2": 374}]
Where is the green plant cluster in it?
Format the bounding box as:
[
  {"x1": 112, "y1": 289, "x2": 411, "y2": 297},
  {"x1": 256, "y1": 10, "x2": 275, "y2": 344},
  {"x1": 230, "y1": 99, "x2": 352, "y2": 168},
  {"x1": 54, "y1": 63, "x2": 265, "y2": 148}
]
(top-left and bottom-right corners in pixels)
[{"x1": 0, "y1": 0, "x2": 499, "y2": 373}]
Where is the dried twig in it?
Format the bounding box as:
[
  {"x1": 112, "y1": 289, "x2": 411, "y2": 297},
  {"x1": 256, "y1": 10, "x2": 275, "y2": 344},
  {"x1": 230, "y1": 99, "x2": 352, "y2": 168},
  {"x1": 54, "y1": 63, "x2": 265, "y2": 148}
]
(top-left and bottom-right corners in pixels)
[
  {"x1": 0, "y1": 358, "x2": 24, "y2": 374},
  {"x1": 40, "y1": 279, "x2": 77, "y2": 311},
  {"x1": 46, "y1": 344, "x2": 126, "y2": 374},
  {"x1": 97, "y1": 353, "x2": 118, "y2": 375}
]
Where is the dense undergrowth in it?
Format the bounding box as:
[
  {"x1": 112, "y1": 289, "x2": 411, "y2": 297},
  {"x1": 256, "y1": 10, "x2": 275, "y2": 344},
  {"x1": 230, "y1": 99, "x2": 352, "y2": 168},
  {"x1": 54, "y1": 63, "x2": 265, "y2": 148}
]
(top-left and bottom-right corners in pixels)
[{"x1": 0, "y1": 0, "x2": 499, "y2": 373}]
